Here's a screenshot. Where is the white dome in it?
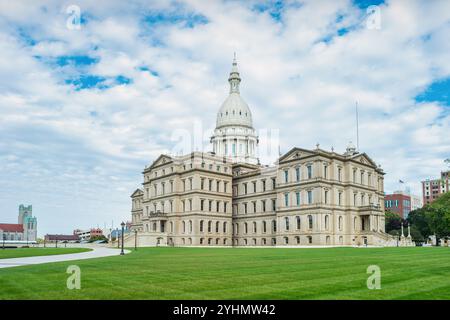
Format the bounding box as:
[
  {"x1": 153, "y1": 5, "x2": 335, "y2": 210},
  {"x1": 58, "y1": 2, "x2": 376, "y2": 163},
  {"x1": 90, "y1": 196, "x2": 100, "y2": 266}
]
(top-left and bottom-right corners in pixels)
[{"x1": 216, "y1": 93, "x2": 253, "y2": 128}]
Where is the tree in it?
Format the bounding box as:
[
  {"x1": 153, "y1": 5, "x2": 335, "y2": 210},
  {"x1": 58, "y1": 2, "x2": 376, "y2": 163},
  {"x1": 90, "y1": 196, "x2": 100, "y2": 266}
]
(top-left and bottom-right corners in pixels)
[
  {"x1": 408, "y1": 193, "x2": 450, "y2": 245},
  {"x1": 385, "y1": 210, "x2": 402, "y2": 233},
  {"x1": 407, "y1": 208, "x2": 431, "y2": 239},
  {"x1": 426, "y1": 206, "x2": 449, "y2": 245}
]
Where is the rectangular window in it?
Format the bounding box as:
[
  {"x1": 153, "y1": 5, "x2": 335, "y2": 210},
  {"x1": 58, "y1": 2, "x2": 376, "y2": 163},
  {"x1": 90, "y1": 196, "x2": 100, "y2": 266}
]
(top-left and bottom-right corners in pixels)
[
  {"x1": 272, "y1": 199, "x2": 276, "y2": 211},
  {"x1": 338, "y1": 192, "x2": 342, "y2": 205},
  {"x1": 262, "y1": 200, "x2": 266, "y2": 212},
  {"x1": 307, "y1": 191, "x2": 313, "y2": 204},
  {"x1": 296, "y1": 192, "x2": 300, "y2": 206},
  {"x1": 262, "y1": 180, "x2": 266, "y2": 191},
  {"x1": 296, "y1": 167, "x2": 300, "y2": 181},
  {"x1": 307, "y1": 165, "x2": 312, "y2": 179},
  {"x1": 244, "y1": 183, "x2": 247, "y2": 194},
  {"x1": 252, "y1": 181, "x2": 257, "y2": 193},
  {"x1": 244, "y1": 203, "x2": 247, "y2": 214},
  {"x1": 338, "y1": 168, "x2": 342, "y2": 182},
  {"x1": 324, "y1": 166, "x2": 328, "y2": 179},
  {"x1": 253, "y1": 202, "x2": 256, "y2": 213},
  {"x1": 284, "y1": 170, "x2": 289, "y2": 183},
  {"x1": 272, "y1": 178, "x2": 276, "y2": 189},
  {"x1": 284, "y1": 193, "x2": 289, "y2": 207},
  {"x1": 325, "y1": 190, "x2": 328, "y2": 204}
]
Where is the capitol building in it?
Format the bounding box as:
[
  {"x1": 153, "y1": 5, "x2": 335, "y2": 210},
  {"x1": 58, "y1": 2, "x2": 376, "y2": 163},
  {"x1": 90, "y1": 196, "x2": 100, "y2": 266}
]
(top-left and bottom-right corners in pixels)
[{"x1": 126, "y1": 58, "x2": 391, "y2": 247}]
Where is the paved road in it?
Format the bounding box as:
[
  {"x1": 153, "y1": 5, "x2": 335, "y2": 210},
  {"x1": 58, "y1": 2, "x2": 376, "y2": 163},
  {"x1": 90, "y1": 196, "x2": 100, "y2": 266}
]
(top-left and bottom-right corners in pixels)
[{"x1": 0, "y1": 246, "x2": 130, "y2": 269}]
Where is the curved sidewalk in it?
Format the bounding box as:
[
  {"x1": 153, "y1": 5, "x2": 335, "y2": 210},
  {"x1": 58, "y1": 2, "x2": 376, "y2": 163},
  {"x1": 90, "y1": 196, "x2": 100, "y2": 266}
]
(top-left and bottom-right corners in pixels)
[{"x1": 0, "y1": 246, "x2": 130, "y2": 269}]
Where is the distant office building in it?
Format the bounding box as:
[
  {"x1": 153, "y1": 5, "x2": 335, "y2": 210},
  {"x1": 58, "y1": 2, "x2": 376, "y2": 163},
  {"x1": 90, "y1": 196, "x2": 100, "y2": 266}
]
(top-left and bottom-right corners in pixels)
[
  {"x1": 385, "y1": 191, "x2": 411, "y2": 219},
  {"x1": 410, "y1": 194, "x2": 423, "y2": 211},
  {"x1": 422, "y1": 170, "x2": 450, "y2": 205},
  {"x1": 0, "y1": 205, "x2": 37, "y2": 242},
  {"x1": 73, "y1": 228, "x2": 103, "y2": 241}
]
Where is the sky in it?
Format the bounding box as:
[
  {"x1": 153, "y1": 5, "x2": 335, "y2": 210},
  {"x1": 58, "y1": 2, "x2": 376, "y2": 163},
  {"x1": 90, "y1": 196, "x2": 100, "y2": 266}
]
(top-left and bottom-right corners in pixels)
[{"x1": 0, "y1": 0, "x2": 449, "y2": 237}]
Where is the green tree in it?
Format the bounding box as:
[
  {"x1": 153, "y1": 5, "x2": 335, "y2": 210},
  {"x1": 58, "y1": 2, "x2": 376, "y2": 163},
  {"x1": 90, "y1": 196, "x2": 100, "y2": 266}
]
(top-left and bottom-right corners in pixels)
[
  {"x1": 407, "y1": 208, "x2": 431, "y2": 239},
  {"x1": 385, "y1": 210, "x2": 402, "y2": 233}
]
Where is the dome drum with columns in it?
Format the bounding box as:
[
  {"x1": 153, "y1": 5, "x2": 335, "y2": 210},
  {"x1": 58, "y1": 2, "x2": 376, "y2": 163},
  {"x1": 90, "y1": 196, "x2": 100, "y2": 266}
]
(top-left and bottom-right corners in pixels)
[{"x1": 211, "y1": 56, "x2": 259, "y2": 164}]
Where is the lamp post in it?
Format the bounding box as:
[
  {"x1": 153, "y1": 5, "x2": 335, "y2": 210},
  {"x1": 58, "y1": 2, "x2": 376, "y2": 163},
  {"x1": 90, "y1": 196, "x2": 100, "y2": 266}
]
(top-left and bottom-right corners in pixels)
[
  {"x1": 135, "y1": 229, "x2": 138, "y2": 251},
  {"x1": 120, "y1": 222, "x2": 125, "y2": 255},
  {"x1": 116, "y1": 228, "x2": 119, "y2": 248}
]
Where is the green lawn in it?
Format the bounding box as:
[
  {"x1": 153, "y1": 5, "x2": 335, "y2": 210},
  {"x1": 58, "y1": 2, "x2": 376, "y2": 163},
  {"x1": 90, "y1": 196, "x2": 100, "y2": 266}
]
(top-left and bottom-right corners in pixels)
[
  {"x1": 0, "y1": 247, "x2": 91, "y2": 259},
  {"x1": 1, "y1": 247, "x2": 449, "y2": 300}
]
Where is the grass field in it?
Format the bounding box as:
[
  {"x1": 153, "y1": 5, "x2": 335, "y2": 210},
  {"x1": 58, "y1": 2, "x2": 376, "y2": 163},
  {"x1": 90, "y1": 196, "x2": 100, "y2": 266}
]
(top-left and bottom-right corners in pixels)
[
  {"x1": 0, "y1": 247, "x2": 92, "y2": 259},
  {"x1": 0, "y1": 247, "x2": 449, "y2": 300}
]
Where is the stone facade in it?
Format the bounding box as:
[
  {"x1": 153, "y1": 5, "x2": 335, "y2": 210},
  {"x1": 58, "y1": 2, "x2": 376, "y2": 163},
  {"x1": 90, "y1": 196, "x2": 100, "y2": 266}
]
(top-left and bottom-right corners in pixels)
[
  {"x1": 0, "y1": 204, "x2": 37, "y2": 242},
  {"x1": 126, "y1": 58, "x2": 390, "y2": 247}
]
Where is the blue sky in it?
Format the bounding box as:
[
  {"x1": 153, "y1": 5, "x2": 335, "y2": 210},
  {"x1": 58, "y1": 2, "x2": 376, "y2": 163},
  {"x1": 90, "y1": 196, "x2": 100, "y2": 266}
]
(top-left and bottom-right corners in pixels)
[{"x1": 0, "y1": 0, "x2": 449, "y2": 236}]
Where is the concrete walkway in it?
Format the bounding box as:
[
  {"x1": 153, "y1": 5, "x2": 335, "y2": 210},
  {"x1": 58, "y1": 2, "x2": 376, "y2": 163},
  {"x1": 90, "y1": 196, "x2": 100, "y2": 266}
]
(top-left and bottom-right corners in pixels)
[{"x1": 0, "y1": 246, "x2": 130, "y2": 269}]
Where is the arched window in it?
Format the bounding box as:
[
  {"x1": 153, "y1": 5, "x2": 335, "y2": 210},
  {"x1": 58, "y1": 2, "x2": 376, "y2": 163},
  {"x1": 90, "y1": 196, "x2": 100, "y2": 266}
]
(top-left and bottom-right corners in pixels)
[
  {"x1": 263, "y1": 221, "x2": 267, "y2": 233},
  {"x1": 200, "y1": 220, "x2": 204, "y2": 232},
  {"x1": 296, "y1": 216, "x2": 301, "y2": 230},
  {"x1": 272, "y1": 220, "x2": 277, "y2": 232},
  {"x1": 308, "y1": 215, "x2": 313, "y2": 229},
  {"x1": 284, "y1": 237, "x2": 289, "y2": 244},
  {"x1": 189, "y1": 220, "x2": 193, "y2": 233},
  {"x1": 188, "y1": 238, "x2": 192, "y2": 245},
  {"x1": 325, "y1": 215, "x2": 329, "y2": 230},
  {"x1": 182, "y1": 221, "x2": 186, "y2": 233},
  {"x1": 253, "y1": 238, "x2": 257, "y2": 245},
  {"x1": 223, "y1": 222, "x2": 227, "y2": 233},
  {"x1": 244, "y1": 239, "x2": 248, "y2": 245},
  {"x1": 236, "y1": 223, "x2": 239, "y2": 235},
  {"x1": 244, "y1": 222, "x2": 248, "y2": 234},
  {"x1": 181, "y1": 238, "x2": 185, "y2": 245},
  {"x1": 339, "y1": 216, "x2": 343, "y2": 231},
  {"x1": 216, "y1": 238, "x2": 219, "y2": 245},
  {"x1": 354, "y1": 217, "x2": 357, "y2": 231},
  {"x1": 326, "y1": 236, "x2": 330, "y2": 245},
  {"x1": 223, "y1": 238, "x2": 227, "y2": 245},
  {"x1": 200, "y1": 238, "x2": 204, "y2": 245},
  {"x1": 170, "y1": 221, "x2": 174, "y2": 233},
  {"x1": 208, "y1": 238, "x2": 212, "y2": 245},
  {"x1": 295, "y1": 236, "x2": 300, "y2": 244},
  {"x1": 216, "y1": 221, "x2": 220, "y2": 233},
  {"x1": 208, "y1": 221, "x2": 212, "y2": 233},
  {"x1": 253, "y1": 221, "x2": 257, "y2": 233},
  {"x1": 285, "y1": 217, "x2": 289, "y2": 230},
  {"x1": 262, "y1": 238, "x2": 266, "y2": 245},
  {"x1": 153, "y1": 222, "x2": 157, "y2": 232}
]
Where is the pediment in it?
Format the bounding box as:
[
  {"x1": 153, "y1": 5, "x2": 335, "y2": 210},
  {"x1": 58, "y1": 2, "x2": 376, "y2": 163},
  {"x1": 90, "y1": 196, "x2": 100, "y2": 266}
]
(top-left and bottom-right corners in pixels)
[
  {"x1": 130, "y1": 188, "x2": 143, "y2": 198},
  {"x1": 351, "y1": 153, "x2": 377, "y2": 167},
  {"x1": 279, "y1": 147, "x2": 316, "y2": 163},
  {"x1": 150, "y1": 154, "x2": 173, "y2": 169}
]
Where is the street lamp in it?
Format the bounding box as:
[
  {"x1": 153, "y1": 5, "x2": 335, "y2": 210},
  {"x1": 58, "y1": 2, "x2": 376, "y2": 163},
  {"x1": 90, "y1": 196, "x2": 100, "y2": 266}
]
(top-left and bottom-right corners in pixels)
[
  {"x1": 120, "y1": 222, "x2": 125, "y2": 255},
  {"x1": 134, "y1": 229, "x2": 138, "y2": 251},
  {"x1": 116, "y1": 228, "x2": 119, "y2": 248}
]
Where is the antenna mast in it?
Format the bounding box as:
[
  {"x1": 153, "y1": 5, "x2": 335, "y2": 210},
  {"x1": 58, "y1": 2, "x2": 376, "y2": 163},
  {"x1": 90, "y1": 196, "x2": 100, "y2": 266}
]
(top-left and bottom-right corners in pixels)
[{"x1": 356, "y1": 101, "x2": 360, "y2": 152}]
